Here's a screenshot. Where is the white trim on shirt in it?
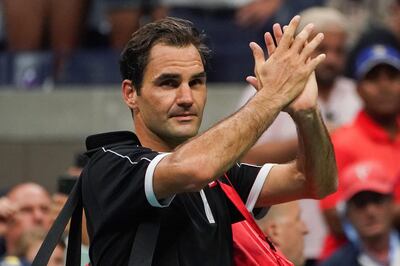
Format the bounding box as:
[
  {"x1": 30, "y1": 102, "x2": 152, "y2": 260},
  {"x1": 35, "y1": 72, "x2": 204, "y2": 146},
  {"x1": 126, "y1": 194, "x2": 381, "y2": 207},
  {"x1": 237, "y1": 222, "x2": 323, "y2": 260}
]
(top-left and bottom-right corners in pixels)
[
  {"x1": 145, "y1": 153, "x2": 175, "y2": 208},
  {"x1": 200, "y1": 190, "x2": 216, "y2": 224},
  {"x1": 245, "y1": 163, "x2": 276, "y2": 211}
]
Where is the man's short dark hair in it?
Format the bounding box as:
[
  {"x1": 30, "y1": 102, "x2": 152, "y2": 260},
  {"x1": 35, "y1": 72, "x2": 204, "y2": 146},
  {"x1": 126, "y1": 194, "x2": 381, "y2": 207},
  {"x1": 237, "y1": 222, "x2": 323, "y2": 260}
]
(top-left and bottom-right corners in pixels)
[{"x1": 119, "y1": 17, "x2": 211, "y2": 94}]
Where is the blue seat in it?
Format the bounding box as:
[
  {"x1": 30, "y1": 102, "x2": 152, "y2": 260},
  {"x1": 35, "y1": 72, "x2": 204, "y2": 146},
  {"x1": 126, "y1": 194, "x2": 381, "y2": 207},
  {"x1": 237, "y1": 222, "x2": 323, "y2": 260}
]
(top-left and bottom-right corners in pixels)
[
  {"x1": 57, "y1": 49, "x2": 121, "y2": 85},
  {"x1": 0, "y1": 53, "x2": 10, "y2": 86}
]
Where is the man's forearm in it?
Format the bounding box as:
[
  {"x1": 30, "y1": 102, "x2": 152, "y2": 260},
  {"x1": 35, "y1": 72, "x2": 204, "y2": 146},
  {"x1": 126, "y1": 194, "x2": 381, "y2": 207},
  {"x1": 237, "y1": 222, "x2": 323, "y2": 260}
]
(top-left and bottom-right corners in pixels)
[
  {"x1": 165, "y1": 90, "x2": 285, "y2": 187},
  {"x1": 291, "y1": 108, "x2": 337, "y2": 198}
]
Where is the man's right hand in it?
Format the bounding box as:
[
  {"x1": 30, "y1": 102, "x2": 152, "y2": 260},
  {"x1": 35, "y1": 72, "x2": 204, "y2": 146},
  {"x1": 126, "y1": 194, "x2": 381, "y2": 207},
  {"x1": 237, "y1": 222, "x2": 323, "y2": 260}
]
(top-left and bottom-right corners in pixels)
[
  {"x1": 0, "y1": 197, "x2": 16, "y2": 235},
  {"x1": 247, "y1": 15, "x2": 325, "y2": 110}
]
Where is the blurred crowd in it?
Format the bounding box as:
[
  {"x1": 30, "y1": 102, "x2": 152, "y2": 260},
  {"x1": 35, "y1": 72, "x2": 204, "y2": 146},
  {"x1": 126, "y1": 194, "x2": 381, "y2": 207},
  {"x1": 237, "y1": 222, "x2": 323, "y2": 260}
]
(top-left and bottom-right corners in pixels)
[
  {"x1": 0, "y1": 0, "x2": 398, "y2": 87},
  {"x1": 1, "y1": 0, "x2": 400, "y2": 266}
]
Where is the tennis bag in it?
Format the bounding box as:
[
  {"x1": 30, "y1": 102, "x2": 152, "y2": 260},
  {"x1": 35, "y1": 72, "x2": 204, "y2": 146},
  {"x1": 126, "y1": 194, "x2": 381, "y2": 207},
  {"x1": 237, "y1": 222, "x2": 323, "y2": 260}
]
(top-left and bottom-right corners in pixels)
[{"x1": 219, "y1": 175, "x2": 294, "y2": 266}]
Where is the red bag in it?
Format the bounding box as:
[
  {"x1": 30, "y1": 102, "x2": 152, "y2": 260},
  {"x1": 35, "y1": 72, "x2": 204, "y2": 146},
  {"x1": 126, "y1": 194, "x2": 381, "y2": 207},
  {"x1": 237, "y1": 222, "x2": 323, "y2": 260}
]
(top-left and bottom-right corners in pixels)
[{"x1": 218, "y1": 175, "x2": 294, "y2": 266}]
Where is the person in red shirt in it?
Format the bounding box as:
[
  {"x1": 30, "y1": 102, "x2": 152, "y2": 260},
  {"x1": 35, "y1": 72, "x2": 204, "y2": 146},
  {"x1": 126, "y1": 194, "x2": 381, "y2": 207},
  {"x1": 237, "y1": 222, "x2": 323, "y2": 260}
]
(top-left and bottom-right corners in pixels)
[{"x1": 319, "y1": 44, "x2": 400, "y2": 261}]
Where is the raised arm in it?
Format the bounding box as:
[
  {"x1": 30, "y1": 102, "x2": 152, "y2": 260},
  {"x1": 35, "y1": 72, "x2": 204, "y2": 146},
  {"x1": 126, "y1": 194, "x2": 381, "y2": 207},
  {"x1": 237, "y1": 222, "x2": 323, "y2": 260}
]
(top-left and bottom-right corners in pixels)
[
  {"x1": 153, "y1": 16, "x2": 327, "y2": 200},
  {"x1": 254, "y1": 24, "x2": 337, "y2": 206}
]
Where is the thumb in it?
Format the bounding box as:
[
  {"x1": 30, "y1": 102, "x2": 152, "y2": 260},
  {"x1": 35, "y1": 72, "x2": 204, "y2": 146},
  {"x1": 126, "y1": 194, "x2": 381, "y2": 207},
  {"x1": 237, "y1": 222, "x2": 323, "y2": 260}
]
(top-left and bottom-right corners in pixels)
[{"x1": 246, "y1": 76, "x2": 260, "y2": 91}]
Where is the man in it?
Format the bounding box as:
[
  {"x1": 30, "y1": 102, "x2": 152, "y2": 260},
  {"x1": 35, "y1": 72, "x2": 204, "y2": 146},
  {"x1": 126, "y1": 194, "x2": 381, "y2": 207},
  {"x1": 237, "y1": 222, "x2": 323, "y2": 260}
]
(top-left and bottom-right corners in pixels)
[
  {"x1": 257, "y1": 201, "x2": 308, "y2": 266},
  {"x1": 319, "y1": 44, "x2": 400, "y2": 259},
  {"x1": 19, "y1": 229, "x2": 65, "y2": 266},
  {"x1": 320, "y1": 161, "x2": 400, "y2": 266},
  {"x1": 238, "y1": 7, "x2": 361, "y2": 265},
  {"x1": 81, "y1": 16, "x2": 337, "y2": 265},
  {"x1": 0, "y1": 183, "x2": 52, "y2": 264}
]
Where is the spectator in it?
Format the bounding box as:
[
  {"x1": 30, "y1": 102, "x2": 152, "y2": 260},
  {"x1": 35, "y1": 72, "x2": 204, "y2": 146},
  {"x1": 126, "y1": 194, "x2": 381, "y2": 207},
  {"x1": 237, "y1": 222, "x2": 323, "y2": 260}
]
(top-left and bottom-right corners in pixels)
[
  {"x1": 104, "y1": 0, "x2": 167, "y2": 50},
  {"x1": 257, "y1": 201, "x2": 308, "y2": 266},
  {"x1": 238, "y1": 7, "x2": 361, "y2": 266},
  {"x1": 15, "y1": 228, "x2": 65, "y2": 266},
  {"x1": 325, "y1": 0, "x2": 394, "y2": 46},
  {"x1": 344, "y1": 0, "x2": 400, "y2": 78},
  {"x1": 1, "y1": 183, "x2": 52, "y2": 257},
  {"x1": 67, "y1": 152, "x2": 90, "y2": 178},
  {"x1": 2, "y1": 0, "x2": 89, "y2": 84},
  {"x1": 319, "y1": 44, "x2": 400, "y2": 260},
  {"x1": 0, "y1": 197, "x2": 16, "y2": 258},
  {"x1": 386, "y1": 0, "x2": 400, "y2": 43},
  {"x1": 163, "y1": 0, "x2": 323, "y2": 82},
  {"x1": 320, "y1": 160, "x2": 400, "y2": 266}
]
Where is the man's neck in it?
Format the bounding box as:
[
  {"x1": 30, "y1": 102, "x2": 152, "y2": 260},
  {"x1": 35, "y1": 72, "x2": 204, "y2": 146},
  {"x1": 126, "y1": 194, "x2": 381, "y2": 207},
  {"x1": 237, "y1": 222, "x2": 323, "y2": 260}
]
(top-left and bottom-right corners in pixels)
[
  {"x1": 361, "y1": 233, "x2": 390, "y2": 263},
  {"x1": 365, "y1": 110, "x2": 399, "y2": 139},
  {"x1": 137, "y1": 133, "x2": 177, "y2": 152},
  {"x1": 134, "y1": 124, "x2": 186, "y2": 152}
]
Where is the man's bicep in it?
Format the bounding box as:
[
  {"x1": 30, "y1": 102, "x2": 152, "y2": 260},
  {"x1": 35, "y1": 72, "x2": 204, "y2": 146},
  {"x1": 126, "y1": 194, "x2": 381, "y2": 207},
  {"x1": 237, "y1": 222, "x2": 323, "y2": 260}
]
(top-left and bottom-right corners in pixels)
[{"x1": 255, "y1": 162, "x2": 308, "y2": 207}]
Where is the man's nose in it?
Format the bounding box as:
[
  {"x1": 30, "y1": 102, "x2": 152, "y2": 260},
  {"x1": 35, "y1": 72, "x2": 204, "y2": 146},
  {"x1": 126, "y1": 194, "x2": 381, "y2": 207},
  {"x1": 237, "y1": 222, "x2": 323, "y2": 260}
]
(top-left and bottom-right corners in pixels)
[
  {"x1": 32, "y1": 208, "x2": 46, "y2": 225},
  {"x1": 176, "y1": 84, "x2": 194, "y2": 107}
]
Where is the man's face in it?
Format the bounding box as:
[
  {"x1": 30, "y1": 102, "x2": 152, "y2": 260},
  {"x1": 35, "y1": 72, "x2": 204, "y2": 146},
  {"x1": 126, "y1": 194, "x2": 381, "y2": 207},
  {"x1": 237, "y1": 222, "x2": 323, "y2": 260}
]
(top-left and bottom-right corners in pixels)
[
  {"x1": 274, "y1": 203, "x2": 308, "y2": 266},
  {"x1": 133, "y1": 43, "x2": 207, "y2": 148},
  {"x1": 358, "y1": 65, "x2": 400, "y2": 116},
  {"x1": 6, "y1": 184, "x2": 52, "y2": 249},
  {"x1": 313, "y1": 30, "x2": 346, "y2": 88},
  {"x1": 347, "y1": 191, "x2": 394, "y2": 240}
]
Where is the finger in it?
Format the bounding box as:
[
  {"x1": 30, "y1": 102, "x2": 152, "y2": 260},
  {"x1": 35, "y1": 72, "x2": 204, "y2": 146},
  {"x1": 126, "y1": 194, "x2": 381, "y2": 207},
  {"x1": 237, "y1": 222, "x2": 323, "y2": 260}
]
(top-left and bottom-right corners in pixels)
[
  {"x1": 272, "y1": 23, "x2": 283, "y2": 45},
  {"x1": 246, "y1": 76, "x2": 260, "y2": 90},
  {"x1": 264, "y1": 32, "x2": 276, "y2": 56},
  {"x1": 307, "y1": 53, "x2": 326, "y2": 72},
  {"x1": 300, "y1": 32, "x2": 324, "y2": 61},
  {"x1": 291, "y1": 23, "x2": 314, "y2": 53},
  {"x1": 277, "y1": 15, "x2": 301, "y2": 50},
  {"x1": 249, "y1": 42, "x2": 266, "y2": 68}
]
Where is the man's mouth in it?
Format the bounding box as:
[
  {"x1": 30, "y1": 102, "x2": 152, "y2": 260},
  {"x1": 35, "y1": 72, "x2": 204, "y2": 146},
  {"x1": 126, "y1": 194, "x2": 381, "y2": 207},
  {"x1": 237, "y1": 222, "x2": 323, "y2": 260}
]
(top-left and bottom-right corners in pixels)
[{"x1": 171, "y1": 113, "x2": 196, "y2": 121}]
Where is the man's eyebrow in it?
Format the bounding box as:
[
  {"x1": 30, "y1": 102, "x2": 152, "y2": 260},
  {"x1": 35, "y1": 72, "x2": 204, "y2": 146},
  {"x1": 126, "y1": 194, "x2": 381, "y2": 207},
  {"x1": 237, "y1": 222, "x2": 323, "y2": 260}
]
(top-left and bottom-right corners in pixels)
[
  {"x1": 192, "y1": 71, "x2": 207, "y2": 79},
  {"x1": 153, "y1": 73, "x2": 181, "y2": 84}
]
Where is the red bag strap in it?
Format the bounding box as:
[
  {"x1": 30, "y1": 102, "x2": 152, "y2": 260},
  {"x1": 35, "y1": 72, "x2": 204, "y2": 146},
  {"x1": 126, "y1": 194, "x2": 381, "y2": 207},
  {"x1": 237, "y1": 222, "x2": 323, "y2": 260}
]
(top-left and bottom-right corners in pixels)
[{"x1": 218, "y1": 173, "x2": 266, "y2": 239}]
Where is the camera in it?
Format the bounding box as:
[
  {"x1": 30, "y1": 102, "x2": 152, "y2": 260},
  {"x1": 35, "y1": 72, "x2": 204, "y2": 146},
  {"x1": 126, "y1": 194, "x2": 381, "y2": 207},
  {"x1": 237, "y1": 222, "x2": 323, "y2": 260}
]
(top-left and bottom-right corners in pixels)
[{"x1": 57, "y1": 175, "x2": 78, "y2": 195}]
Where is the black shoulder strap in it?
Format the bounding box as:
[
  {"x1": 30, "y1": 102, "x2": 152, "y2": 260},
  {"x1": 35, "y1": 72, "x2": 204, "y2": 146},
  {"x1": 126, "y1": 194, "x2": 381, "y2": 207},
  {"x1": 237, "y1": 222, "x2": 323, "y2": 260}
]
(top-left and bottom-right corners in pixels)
[
  {"x1": 33, "y1": 130, "x2": 160, "y2": 265},
  {"x1": 32, "y1": 177, "x2": 82, "y2": 266},
  {"x1": 32, "y1": 178, "x2": 161, "y2": 266},
  {"x1": 129, "y1": 221, "x2": 161, "y2": 265}
]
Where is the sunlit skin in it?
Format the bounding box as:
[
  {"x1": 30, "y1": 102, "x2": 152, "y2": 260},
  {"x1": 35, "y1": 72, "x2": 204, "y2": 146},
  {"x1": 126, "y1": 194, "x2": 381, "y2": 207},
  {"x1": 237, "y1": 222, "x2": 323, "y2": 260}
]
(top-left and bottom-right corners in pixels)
[
  {"x1": 123, "y1": 43, "x2": 207, "y2": 151},
  {"x1": 5, "y1": 183, "x2": 52, "y2": 254}
]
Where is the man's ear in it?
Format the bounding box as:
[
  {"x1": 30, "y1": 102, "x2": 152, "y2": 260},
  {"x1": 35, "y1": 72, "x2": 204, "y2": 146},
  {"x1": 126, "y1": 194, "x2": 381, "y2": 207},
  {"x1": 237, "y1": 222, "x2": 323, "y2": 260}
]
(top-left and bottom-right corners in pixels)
[
  {"x1": 264, "y1": 222, "x2": 280, "y2": 244},
  {"x1": 122, "y1": 79, "x2": 138, "y2": 110}
]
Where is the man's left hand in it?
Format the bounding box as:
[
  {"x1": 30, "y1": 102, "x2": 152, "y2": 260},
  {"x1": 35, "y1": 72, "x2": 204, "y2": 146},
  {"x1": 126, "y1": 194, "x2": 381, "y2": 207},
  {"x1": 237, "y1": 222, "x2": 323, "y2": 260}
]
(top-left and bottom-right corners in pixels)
[{"x1": 284, "y1": 71, "x2": 318, "y2": 115}]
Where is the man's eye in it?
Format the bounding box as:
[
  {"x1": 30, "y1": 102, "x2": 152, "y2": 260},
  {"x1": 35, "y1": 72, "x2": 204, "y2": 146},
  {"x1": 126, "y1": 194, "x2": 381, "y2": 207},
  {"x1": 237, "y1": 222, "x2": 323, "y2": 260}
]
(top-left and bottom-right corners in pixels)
[
  {"x1": 161, "y1": 80, "x2": 179, "y2": 88},
  {"x1": 189, "y1": 79, "x2": 204, "y2": 87}
]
